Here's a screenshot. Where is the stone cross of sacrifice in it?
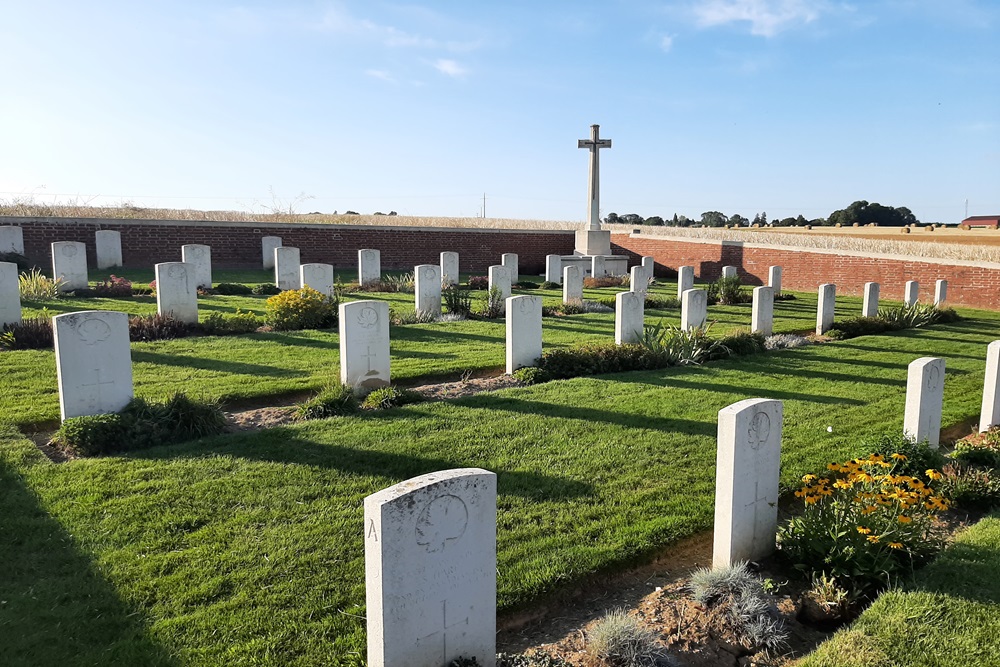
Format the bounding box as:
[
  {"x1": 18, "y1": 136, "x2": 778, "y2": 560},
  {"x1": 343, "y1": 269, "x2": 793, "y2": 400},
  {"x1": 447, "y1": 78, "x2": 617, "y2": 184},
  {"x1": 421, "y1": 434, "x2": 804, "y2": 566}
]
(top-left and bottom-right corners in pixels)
[{"x1": 578, "y1": 124, "x2": 612, "y2": 231}]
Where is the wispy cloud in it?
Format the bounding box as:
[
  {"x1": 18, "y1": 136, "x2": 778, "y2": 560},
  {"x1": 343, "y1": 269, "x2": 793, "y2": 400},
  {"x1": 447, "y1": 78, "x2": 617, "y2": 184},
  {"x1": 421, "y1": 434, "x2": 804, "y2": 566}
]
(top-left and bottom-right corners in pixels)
[
  {"x1": 660, "y1": 34, "x2": 676, "y2": 51},
  {"x1": 314, "y1": 6, "x2": 482, "y2": 52},
  {"x1": 365, "y1": 69, "x2": 396, "y2": 83},
  {"x1": 691, "y1": 0, "x2": 829, "y2": 36},
  {"x1": 433, "y1": 59, "x2": 468, "y2": 77}
]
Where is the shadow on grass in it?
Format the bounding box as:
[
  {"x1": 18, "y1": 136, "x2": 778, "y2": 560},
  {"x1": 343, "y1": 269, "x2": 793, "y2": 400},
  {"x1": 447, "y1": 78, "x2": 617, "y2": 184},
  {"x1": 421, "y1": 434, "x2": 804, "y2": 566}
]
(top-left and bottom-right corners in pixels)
[
  {"x1": 0, "y1": 455, "x2": 176, "y2": 666},
  {"x1": 131, "y1": 350, "x2": 307, "y2": 377}
]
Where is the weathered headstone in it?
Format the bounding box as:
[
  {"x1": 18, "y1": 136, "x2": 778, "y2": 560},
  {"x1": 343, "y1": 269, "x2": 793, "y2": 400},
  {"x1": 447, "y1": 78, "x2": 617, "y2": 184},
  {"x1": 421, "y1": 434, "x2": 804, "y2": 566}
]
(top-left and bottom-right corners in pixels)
[
  {"x1": 181, "y1": 244, "x2": 212, "y2": 289},
  {"x1": 359, "y1": 249, "x2": 381, "y2": 286},
  {"x1": 629, "y1": 265, "x2": 647, "y2": 301},
  {"x1": 274, "y1": 247, "x2": 301, "y2": 290},
  {"x1": 53, "y1": 310, "x2": 133, "y2": 420},
  {"x1": 154, "y1": 262, "x2": 198, "y2": 324},
  {"x1": 506, "y1": 295, "x2": 542, "y2": 373},
  {"x1": 0, "y1": 226, "x2": 24, "y2": 255},
  {"x1": 641, "y1": 256, "x2": 654, "y2": 282},
  {"x1": 488, "y1": 265, "x2": 511, "y2": 314},
  {"x1": 415, "y1": 264, "x2": 443, "y2": 318},
  {"x1": 440, "y1": 252, "x2": 460, "y2": 288},
  {"x1": 980, "y1": 341, "x2": 1000, "y2": 433},
  {"x1": 501, "y1": 253, "x2": 519, "y2": 284},
  {"x1": 677, "y1": 266, "x2": 694, "y2": 300},
  {"x1": 751, "y1": 286, "x2": 774, "y2": 336},
  {"x1": 590, "y1": 255, "x2": 606, "y2": 278},
  {"x1": 681, "y1": 288, "x2": 708, "y2": 332},
  {"x1": 862, "y1": 282, "x2": 880, "y2": 318},
  {"x1": 768, "y1": 266, "x2": 782, "y2": 295},
  {"x1": 713, "y1": 398, "x2": 783, "y2": 568},
  {"x1": 721, "y1": 265, "x2": 737, "y2": 280},
  {"x1": 563, "y1": 265, "x2": 582, "y2": 304},
  {"x1": 934, "y1": 279, "x2": 948, "y2": 306},
  {"x1": 95, "y1": 230, "x2": 123, "y2": 269},
  {"x1": 262, "y1": 236, "x2": 282, "y2": 269},
  {"x1": 51, "y1": 241, "x2": 88, "y2": 291},
  {"x1": 816, "y1": 283, "x2": 836, "y2": 335},
  {"x1": 903, "y1": 356, "x2": 945, "y2": 448},
  {"x1": 904, "y1": 280, "x2": 919, "y2": 306},
  {"x1": 300, "y1": 263, "x2": 334, "y2": 296},
  {"x1": 615, "y1": 291, "x2": 644, "y2": 345},
  {"x1": 364, "y1": 469, "x2": 497, "y2": 667},
  {"x1": 545, "y1": 255, "x2": 562, "y2": 284},
  {"x1": 0, "y1": 261, "x2": 21, "y2": 327},
  {"x1": 339, "y1": 300, "x2": 390, "y2": 391}
]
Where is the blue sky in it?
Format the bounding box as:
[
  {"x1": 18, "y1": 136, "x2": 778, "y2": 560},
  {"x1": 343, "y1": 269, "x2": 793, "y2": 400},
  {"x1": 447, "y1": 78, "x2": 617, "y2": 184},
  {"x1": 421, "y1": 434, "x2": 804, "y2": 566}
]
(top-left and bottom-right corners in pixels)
[{"x1": 2, "y1": 1, "x2": 997, "y2": 223}]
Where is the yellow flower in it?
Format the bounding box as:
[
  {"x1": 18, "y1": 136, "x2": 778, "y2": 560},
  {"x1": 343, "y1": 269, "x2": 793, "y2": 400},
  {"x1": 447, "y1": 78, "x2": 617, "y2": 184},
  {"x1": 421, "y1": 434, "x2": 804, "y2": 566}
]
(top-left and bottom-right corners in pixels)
[
  {"x1": 827, "y1": 462, "x2": 842, "y2": 471},
  {"x1": 867, "y1": 535, "x2": 880, "y2": 543},
  {"x1": 898, "y1": 515, "x2": 913, "y2": 524},
  {"x1": 802, "y1": 474, "x2": 817, "y2": 483},
  {"x1": 926, "y1": 469, "x2": 943, "y2": 481},
  {"x1": 857, "y1": 526, "x2": 872, "y2": 534},
  {"x1": 888, "y1": 542, "x2": 904, "y2": 549},
  {"x1": 891, "y1": 453, "x2": 908, "y2": 461},
  {"x1": 804, "y1": 495, "x2": 820, "y2": 505},
  {"x1": 861, "y1": 505, "x2": 878, "y2": 515}
]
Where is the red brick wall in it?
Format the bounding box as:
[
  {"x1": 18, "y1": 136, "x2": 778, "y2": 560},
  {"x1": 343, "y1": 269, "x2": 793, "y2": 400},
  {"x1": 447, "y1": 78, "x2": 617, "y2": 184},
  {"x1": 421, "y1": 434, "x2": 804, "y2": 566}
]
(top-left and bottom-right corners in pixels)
[
  {"x1": 5, "y1": 217, "x2": 576, "y2": 275},
  {"x1": 612, "y1": 233, "x2": 1000, "y2": 310}
]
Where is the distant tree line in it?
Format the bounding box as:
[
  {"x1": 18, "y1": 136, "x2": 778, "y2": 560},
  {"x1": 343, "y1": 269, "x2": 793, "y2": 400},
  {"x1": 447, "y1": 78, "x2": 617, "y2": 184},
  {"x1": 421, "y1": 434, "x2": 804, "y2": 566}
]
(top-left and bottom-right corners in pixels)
[{"x1": 605, "y1": 200, "x2": 920, "y2": 228}]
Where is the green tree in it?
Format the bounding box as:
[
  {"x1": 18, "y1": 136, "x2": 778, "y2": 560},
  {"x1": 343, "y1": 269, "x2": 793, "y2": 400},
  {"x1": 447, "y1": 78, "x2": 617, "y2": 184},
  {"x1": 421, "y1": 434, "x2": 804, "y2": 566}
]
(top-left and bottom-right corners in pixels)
[{"x1": 700, "y1": 211, "x2": 728, "y2": 227}]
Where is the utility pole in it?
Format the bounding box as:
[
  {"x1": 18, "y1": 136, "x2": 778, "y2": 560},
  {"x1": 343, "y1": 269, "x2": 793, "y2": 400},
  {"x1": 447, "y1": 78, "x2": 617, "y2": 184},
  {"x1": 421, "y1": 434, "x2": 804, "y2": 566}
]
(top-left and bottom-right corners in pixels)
[{"x1": 482, "y1": 193, "x2": 486, "y2": 219}]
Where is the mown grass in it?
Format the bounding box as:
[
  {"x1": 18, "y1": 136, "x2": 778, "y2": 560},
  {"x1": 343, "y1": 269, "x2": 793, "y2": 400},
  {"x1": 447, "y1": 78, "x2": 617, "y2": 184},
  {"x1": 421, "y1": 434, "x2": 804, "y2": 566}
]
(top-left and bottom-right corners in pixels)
[
  {"x1": 800, "y1": 512, "x2": 1000, "y2": 667},
  {"x1": 2, "y1": 316, "x2": 999, "y2": 664}
]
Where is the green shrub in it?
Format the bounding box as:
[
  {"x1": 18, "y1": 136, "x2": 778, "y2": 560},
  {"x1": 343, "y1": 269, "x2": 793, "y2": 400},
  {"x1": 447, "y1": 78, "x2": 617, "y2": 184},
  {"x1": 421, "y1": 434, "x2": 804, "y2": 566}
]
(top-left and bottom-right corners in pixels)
[
  {"x1": 296, "y1": 383, "x2": 360, "y2": 420},
  {"x1": 214, "y1": 282, "x2": 253, "y2": 295},
  {"x1": 159, "y1": 392, "x2": 227, "y2": 440},
  {"x1": 644, "y1": 296, "x2": 680, "y2": 309},
  {"x1": 878, "y1": 303, "x2": 951, "y2": 329},
  {"x1": 708, "y1": 276, "x2": 749, "y2": 305},
  {"x1": 389, "y1": 309, "x2": 436, "y2": 325},
  {"x1": 865, "y1": 433, "x2": 946, "y2": 477},
  {"x1": 538, "y1": 343, "x2": 660, "y2": 379},
  {"x1": 513, "y1": 281, "x2": 540, "y2": 289},
  {"x1": 19, "y1": 268, "x2": 64, "y2": 300},
  {"x1": 264, "y1": 287, "x2": 338, "y2": 330},
  {"x1": 714, "y1": 329, "x2": 766, "y2": 359},
  {"x1": 512, "y1": 366, "x2": 552, "y2": 385},
  {"x1": 199, "y1": 309, "x2": 263, "y2": 336},
  {"x1": 443, "y1": 286, "x2": 473, "y2": 316},
  {"x1": 825, "y1": 316, "x2": 891, "y2": 340},
  {"x1": 360, "y1": 386, "x2": 423, "y2": 410},
  {"x1": 953, "y1": 440, "x2": 1000, "y2": 469},
  {"x1": 52, "y1": 413, "x2": 128, "y2": 456},
  {"x1": 478, "y1": 286, "x2": 505, "y2": 319},
  {"x1": 128, "y1": 313, "x2": 194, "y2": 342},
  {"x1": 0, "y1": 251, "x2": 31, "y2": 273},
  {"x1": 938, "y1": 464, "x2": 1000, "y2": 511},
  {"x1": 251, "y1": 283, "x2": 282, "y2": 295},
  {"x1": 0, "y1": 314, "x2": 54, "y2": 350},
  {"x1": 639, "y1": 320, "x2": 722, "y2": 366},
  {"x1": 539, "y1": 281, "x2": 560, "y2": 290}
]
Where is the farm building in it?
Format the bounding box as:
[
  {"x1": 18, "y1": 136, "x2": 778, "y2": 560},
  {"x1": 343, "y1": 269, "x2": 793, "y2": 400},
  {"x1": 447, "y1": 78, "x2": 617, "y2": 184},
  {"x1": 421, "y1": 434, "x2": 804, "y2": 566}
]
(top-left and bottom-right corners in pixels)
[{"x1": 963, "y1": 215, "x2": 1000, "y2": 228}]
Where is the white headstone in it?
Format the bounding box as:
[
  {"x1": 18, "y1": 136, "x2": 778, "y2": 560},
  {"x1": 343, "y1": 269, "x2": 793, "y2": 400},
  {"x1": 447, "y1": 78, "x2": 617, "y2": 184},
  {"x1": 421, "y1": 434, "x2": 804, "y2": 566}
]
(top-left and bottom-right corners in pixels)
[
  {"x1": 980, "y1": 341, "x2": 1000, "y2": 433},
  {"x1": 440, "y1": 252, "x2": 459, "y2": 288},
  {"x1": 262, "y1": 236, "x2": 282, "y2": 269},
  {"x1": 903, "y1": 356, "x2": 945, "y2": 448},
  {"x1": 488, "y1": 265, "x2": 511, "y2": 314},
  {"x1": 53, "y1": 310, "x2": 133, "y2": 420},
  {"x1": 767, "y1": 266, "x2": 782, "y2": 295},
  {"x1": 563, "y1": 265, "x2": 582, "y2": 304},
  {"x1": 0, "y1": 226, "x2": 24, "y2": 255},
  {"x1": 300, "y1": 263, "x2": 334, "y2": 296},
  {"x1": 365, "y1": 469, "x2": 497, "y2": 667},
  {"x1": 904, "y1": 280, "x2": 919, "y2": 306},
  {"x1": 51, "y1": 241, "x2": 88, "y2": 291},
  {"x1": 721, "y1": 265, "x2": 737, "y2": 280},
  {"x1": 501, "y1": 253, "x2": 519, "y2": 285},
  {"x1": 359, "y1": 249, "x2": 381, "y2": 286},
  {"x1": 95, "y1": 230, "x2": 122, "y2": 269},
  {"x1": 862, "y1": 282, "x2": 880, "y2": 318},
  {"x1": 506, "y1": 295, "x2": 542, "y2": 373},
  {"x1": 934, "y1": 279, "x2": 948, "y2": 307},
  {"x1": 154, "y1": 262, "x2": 198, "y2": 324},
  {"x1": 274, "y1": 247, "x2": 301, "y2": 291},
  {"x1": 339, "y1": 300, "x2": 390, "y2": 391},
  {"x1": 415, "y1": 264, "x2": 443, "y2": 318},
  {"x1": 713, "y1": 398, "x2": 783, "y2": 568},
  {"x1": 677, "y1": 266, "x2": 694, "y2": 300},
  {"x1": 681, "y1": 288, "x2": 707, "y2": 332},
  {"x1": 629, "y1": 265, "x2": 647, "y2": 301},
  {"x1": 591, "y1": 255, "x2": 606, "y2": 278},
  {"x1": 816, "y1": 283, "x2": 836, "y2": 335},
  {"x1": 545, "y1": 254, "x2": 562, "y2": 284},
  {"x1": 181, "y1": 244, "x2": 212, "y2": 289},
  {"x1": 641, "y1": 256, "x2": 654, "y2": 282},
  {"x1": 615, "y1": 291, "x2": 644, "y2": 345},
  {"x1": 751, "y1": 286, "x2": 774, "y2": 336},
  {"x1": 0, "y1": 261, "x2": 21, "y2": 327}
]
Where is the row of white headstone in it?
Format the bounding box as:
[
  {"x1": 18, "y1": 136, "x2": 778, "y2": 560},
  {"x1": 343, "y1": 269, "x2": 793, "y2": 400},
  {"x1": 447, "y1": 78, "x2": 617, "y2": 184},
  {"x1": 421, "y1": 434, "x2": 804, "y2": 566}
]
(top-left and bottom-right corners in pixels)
[
  {"x1": 815, "y1": 279, "x2": 948, "y2": 335},
  {"x1": 360, "y1": 349, "x2": 980, "y2": 665}
]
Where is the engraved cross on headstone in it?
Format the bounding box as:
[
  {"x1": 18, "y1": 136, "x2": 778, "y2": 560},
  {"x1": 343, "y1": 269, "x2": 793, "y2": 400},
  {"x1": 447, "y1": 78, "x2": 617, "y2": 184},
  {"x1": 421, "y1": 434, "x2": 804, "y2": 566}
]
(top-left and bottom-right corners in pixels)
[
  {"x1": 81, "y1": 367, "x2": 116, "y2": 408},
  {"x1": 578, "y1": 124, "x2": 612, "y2": 231},
  {"x1": 362, "y1": 345, "x2": 377, "y2": 374},
  {"x1": 416, "y1": 599, "x2": 469, "y2": 663}
]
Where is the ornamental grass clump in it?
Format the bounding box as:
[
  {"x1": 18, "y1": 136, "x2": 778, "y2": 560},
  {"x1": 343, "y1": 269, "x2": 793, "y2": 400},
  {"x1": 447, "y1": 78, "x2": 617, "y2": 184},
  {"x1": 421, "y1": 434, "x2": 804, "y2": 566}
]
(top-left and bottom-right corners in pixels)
[
  {"x1": 478, "y1": 286, "x2": 505, "y2": 319},
  {"x1": 19, "y1": 268, "x2": 64, "y2": 300},
  {"x1": 585, "y1": 608, "x2": 670, "y2": 667},
  {"x1": 0, "y1": 314, "x2": 54, "y2": 350},
  {"x1": 264, "y1": 287, "x2": 338, "y2": 330},
  {"x1": 777, "y1": 452, "x2": 949, "y2": 598}
]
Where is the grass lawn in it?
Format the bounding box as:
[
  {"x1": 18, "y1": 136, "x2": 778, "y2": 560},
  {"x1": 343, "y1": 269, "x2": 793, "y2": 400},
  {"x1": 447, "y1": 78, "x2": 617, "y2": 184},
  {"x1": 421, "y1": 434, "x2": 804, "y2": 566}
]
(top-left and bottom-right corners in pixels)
[
  {"x1": 799, "y1": 512, "x2": 1000, "y2": 667},
  {"x1": 2, "y1": 313, "x2": 1000, "y2": 664},
  {"x1": 6, "y1": 269, "x2": 890, "y2": 427}
]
